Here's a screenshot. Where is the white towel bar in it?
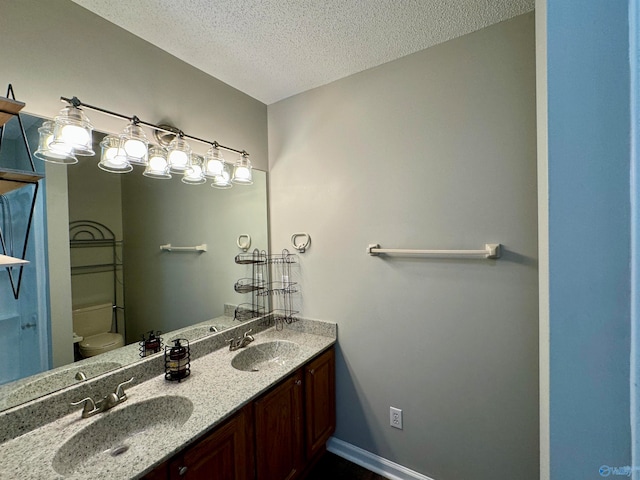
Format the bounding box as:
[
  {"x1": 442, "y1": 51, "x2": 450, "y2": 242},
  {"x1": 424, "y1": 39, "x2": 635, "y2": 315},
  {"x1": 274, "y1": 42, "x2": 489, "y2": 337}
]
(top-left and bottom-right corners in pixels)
[
  {"x1": 367, "y1": 243, "x2": 501, "y2": 259},
  {"x1": 160, "y1": 243, "x2": 207, "y2": 253}
]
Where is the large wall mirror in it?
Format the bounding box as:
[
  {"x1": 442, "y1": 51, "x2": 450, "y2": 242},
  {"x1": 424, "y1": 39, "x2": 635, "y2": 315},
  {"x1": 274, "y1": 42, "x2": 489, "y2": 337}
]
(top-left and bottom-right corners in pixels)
[{"x1": 0, "y1": 113, "x2": 268, "y2": 411}]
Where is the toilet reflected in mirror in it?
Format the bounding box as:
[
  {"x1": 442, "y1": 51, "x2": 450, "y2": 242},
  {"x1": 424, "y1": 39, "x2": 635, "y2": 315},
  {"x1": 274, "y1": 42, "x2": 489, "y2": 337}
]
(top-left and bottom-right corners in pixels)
[{"x1": 72, "y1": 303, "x2": 124, "y2": 358}]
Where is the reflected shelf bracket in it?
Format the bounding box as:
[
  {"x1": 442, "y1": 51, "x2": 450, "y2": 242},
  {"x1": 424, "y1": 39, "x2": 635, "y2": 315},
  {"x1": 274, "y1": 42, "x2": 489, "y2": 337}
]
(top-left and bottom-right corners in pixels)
[{"x1": 0, "y1": 84, "x2": 44, "y2": 299}]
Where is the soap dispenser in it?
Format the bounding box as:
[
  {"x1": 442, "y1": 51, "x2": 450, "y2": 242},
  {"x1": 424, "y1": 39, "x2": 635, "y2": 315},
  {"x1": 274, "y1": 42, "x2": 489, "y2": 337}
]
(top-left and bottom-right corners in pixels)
[
  {"x1": 165, "y1": 338, "x2": 190, "y2": 382},
  {"x1": 139, "y1": 330, "x2": 163, "y2": 357}
]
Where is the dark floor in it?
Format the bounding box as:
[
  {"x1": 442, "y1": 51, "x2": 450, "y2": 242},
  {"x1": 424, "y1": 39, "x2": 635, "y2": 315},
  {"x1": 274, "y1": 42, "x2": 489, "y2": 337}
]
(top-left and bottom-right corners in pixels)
[{"x1": 304, "y1": 452, "x2": 387, "y2": 480}]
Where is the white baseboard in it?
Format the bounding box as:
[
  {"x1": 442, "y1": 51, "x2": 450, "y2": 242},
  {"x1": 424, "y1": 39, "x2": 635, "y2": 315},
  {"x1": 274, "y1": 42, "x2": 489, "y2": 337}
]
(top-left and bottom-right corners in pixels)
[{"x1": 326, "y1": 437, "x2": 436, "y2": 480}]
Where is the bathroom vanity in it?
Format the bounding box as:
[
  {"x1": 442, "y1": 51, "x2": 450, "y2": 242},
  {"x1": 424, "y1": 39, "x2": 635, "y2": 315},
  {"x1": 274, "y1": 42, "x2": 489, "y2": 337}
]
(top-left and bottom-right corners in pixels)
[
  {"x1": 144, "y1": 347, "x2": 335, "y2": 480},
  {"x1": 0, "y1": 317, "x2": 336, "y2": 479}
]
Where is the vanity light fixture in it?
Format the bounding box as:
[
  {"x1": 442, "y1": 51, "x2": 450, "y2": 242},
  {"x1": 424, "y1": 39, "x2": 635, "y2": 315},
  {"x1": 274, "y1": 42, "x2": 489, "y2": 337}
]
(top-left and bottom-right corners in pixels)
[
  {"x1": 52, "y1": 96, "x2": 253, "y2": 189},
  {"x1": 119, "y1": 120, "x2": 148, "y2": 166},
  {"x1": 98, "y1": 134, "x2": 133, "y2": 173},
  {"x1": 143, "y1": 145, "x2": 171, "y2": 179},
  {"x1": 167, "y1": 135, "x2": 192, "y2": 173},
  {"x1": 34, "y1": 120, "x2": 78, "y2": 164},
  {"x1": 203, "y1": 144, "x2": 224, "y2": 178},
  {"x1": 182, "y1": 154, "x2": 206, "y2": 185},
  {"x1": 204, "y1": 143, "x2": 236, "y2": 189},
  {"x1": 211, "y1": 161, "x2": 233, "y2": 189},
  {"x1": 51, "y1": 104, "x2": 94, "y2": 156},
  {"x1": 231, "y1": 153, "x2": 253, "y2": 185}
]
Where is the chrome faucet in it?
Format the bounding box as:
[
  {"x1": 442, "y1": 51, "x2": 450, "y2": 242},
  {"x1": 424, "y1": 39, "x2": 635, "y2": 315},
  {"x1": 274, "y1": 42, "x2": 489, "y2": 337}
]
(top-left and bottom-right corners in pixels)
[
  {"x1": 228, "y1": 329, "x2": 254, "y2": 351},
  {"x1": 71, "y1": 377, "x2": 134, "y2": 418}
]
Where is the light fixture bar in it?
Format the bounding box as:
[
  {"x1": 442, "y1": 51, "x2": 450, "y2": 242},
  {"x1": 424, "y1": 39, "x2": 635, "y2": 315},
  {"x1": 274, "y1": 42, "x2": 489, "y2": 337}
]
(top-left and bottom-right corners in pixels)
[{"x1": 59, "y1": 96, "x2": 249, "y2": 157}]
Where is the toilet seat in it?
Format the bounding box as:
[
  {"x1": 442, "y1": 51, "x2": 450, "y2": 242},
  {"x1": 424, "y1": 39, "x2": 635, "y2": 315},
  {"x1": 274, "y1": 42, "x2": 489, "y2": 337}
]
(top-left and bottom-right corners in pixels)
[{"x1": 78, "y1": 332, "x2": 125, "y2": 357}]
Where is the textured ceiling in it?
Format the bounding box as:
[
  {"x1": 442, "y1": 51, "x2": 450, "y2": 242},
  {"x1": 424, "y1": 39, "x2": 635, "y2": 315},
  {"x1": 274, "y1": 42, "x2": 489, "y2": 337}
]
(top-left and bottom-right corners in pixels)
[{"x1": 71, "y1": 0, "x2": 534, "y2": 104}]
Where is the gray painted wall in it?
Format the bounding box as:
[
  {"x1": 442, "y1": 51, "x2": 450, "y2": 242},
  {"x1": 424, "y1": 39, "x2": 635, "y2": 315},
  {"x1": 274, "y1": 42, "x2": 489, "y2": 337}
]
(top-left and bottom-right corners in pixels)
[
  {"x1": 1, "y1": 0, "x2": 268, "y2": 366},
  {"x1": 64, "y1": 143, "x2": 268, "y2": 346},
  {"x1": 43, "y1": 163, "x2": 74, "y2": 367},
  {"x1": 121, "y1": 170, "x2": 268, "y2": 343},
  {"x1": 268, "y1": 13, "x2": 538, "y2": 480}
]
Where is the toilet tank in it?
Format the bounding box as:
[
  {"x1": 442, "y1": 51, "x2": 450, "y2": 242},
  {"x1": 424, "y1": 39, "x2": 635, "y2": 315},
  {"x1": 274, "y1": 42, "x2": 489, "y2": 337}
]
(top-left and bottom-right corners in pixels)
[{"x1": 72, "y1": 303, "x2": 114, "y2": 337}]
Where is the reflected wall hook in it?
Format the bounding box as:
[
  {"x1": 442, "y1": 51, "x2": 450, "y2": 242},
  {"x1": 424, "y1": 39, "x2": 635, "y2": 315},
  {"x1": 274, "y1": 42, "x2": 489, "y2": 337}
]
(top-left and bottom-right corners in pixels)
[
  {"x1": 291, "y1": 233, "x2": 311, "y2": 253},
  {"x1": 237, "y1": 234, "x2": 251, "y2": 252}
]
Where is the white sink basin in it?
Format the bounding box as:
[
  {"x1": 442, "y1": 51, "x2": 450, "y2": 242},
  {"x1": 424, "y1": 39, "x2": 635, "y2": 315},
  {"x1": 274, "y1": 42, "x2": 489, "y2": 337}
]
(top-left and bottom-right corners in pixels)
[
  {"x1": 231, "y1": 340, "x2": 300, "y2": 372},
  {"x1": 52, "y1": 395, "x2": 193, "y2": 476},
  {"x1": 169, "y1": 324, "x2": 225, "y2": 342}
]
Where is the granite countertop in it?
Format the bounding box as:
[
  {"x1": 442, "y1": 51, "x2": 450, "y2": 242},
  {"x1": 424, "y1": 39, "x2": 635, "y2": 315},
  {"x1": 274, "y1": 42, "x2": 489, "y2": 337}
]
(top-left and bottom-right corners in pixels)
[
  {"x1": 0, "y1": 319, "x2": 336, "y2": 480},
  {"x1": 0, "y1": 315, "x2": 240, "y2": 412}
]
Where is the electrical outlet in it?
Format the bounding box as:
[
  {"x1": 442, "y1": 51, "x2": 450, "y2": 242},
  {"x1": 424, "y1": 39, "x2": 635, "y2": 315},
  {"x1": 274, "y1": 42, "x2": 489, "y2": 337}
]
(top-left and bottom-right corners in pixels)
[{"x1": 390, "y1": 406, "x2": 403, "y2": 429}]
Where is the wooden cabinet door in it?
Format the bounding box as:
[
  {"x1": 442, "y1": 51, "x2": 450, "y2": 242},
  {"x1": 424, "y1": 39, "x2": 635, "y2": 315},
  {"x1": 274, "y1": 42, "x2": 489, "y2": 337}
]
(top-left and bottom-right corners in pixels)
[
  {"x1": 169, "y1": 406, "x2": 254, "y2": 480},
  {"x1": 254, "y1": 370, "x2": 304, "y2": 480},
  {"x1": 304, "y1": 347, "x2": 336, "y2": 459},
  {"x1": 141, "y1": 460, "x2": 169, "y2": 480}
]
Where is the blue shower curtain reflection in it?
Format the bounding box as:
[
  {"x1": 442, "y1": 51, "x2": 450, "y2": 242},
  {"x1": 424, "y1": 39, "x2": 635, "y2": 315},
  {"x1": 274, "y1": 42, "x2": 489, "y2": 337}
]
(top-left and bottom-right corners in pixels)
[{"x1": 0, "y1": 117, "x2": 51, "y2": 385}]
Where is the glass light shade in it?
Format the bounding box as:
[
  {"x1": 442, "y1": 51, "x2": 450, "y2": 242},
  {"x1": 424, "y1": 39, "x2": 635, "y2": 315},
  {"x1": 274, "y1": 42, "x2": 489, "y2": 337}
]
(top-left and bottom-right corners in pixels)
[
  {"x1": 34, "y1": 121, "x2": 78, "y2": 164},
  {"x1": 182, "y1": 154, "x2": 206, "y2": 185},
  {"x1": 51, "y1": 105, "x2": 94, "y2": 156},
  {"x1": 119, "y1": 123, "x2": 148, "y2": 165},
  {"x1": 143, "y1": 145, "x2": 171, "y2": 179},
  {"x1": 231, "y1": 155, "x2": 253, "y2": 185},
  {"x1": 98, "y1": 135, "x2": 133, "y2": 173},
  {"x1": 211, "y1": 162, "x2": 232, "y2": 189},
  {"x1": 167, "y1": 137, "x2": 192, "y2": 172},
  {"x1": 203, "y1": 146, "x2": 225, "y2": 178}
]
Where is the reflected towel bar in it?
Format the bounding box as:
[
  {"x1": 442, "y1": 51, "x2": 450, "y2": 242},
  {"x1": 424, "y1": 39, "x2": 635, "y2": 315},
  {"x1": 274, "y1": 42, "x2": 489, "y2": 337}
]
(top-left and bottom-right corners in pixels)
[
  {"x1": 160, "y1": 243, "x2": 207, "y2": 253},
  {"x1": 367, "y1": 243, "x2": 501, "y2": 259}
]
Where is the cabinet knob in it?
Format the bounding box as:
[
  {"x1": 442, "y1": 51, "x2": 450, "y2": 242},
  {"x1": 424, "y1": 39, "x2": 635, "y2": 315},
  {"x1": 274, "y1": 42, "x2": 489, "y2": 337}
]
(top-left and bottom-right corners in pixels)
[
  {"x1": 295, "y1": 379, "x2": 302, "y2": 386},
  {"x1": 179, "y1": 466, "x2": 188, "y2": 476},
  {"x1": 309, "y1": 369, "x2": 315, "y2": 375}
]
